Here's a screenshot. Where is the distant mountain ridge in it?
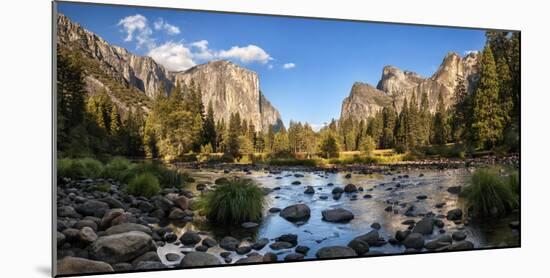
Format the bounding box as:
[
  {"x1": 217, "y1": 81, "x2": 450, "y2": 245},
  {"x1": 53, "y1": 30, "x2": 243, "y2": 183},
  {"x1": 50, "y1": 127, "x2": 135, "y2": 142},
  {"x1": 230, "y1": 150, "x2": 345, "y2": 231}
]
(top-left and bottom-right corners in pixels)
[
  {"x1": 56, "y1": 13, "x2": 283, "y2": 132},
  {"x1": 341, "y1": 51, "x2": 480, "y2": 121}
]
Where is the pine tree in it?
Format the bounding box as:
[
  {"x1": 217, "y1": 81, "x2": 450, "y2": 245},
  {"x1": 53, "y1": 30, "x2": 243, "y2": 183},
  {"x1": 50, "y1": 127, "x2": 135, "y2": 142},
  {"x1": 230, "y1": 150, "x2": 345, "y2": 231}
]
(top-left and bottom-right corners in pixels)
[
  {"x1": 395, "y1": 98, "x2": 409, "y2": 151},
  {"x1": 496, "y1": 56, "x2": 513, "y2": 127},
  {"x1": 381, "y1": 106, "x2": 397, "y2": 149},
  {"x1": 203, "y1": 101, "x2": 217, "y2": 151},
  {"x1": 225, "y1": 112, "x2": 242, "y2": 160},
  {"x1": 109, "y1": 105, "x2": 121, "y2": 135},
  {"x1": 319, "y1": 131, "x2": 340, "y2": 158},
  {"x1": 407, "y1": 92, "x2": 421, "y2": 149},
  {"x1": 450, "y1": 75, "x2": 469, "y2": 142},
  {"x1": 470, "y1": 45, "x2": 504, "y2": 149},
  {"x1": 419, "y1": 91, "x2": 431, "y2": 145},
  {"x1": 272, "y1": 126, "x2": 290, "y2": 155},
  {"x1": 433, "y1": 92, "x2": 449, "y2": 145}
]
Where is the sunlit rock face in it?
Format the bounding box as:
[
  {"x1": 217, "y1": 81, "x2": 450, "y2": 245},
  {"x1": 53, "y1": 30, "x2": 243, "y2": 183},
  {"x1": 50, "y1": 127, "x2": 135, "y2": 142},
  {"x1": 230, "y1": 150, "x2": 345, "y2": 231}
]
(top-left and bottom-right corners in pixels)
[
  {"x1": 57, "y1": 14, "x2": 283, "y2": 131},
  {"x1": 341, "y1": 52, "x2": 480, "y2": 120}
]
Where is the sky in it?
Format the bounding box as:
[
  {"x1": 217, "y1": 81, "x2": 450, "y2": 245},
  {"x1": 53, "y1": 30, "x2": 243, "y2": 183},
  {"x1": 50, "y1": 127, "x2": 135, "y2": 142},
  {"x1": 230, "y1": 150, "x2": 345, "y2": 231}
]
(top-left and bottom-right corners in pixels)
[{"x1": 57, "y1": 2, "x2": 487, "y2": 129}]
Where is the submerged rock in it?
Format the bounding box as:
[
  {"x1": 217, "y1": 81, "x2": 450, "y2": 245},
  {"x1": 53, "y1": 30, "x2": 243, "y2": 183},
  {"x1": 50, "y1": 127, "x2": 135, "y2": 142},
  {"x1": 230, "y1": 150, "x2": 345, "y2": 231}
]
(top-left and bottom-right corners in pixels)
[
  {"x1": 280, "y1": 204, "x2": 311, "y2": 222},
  {"x1": 322, "y1": 208, "x2": 354, "y2": 223}
]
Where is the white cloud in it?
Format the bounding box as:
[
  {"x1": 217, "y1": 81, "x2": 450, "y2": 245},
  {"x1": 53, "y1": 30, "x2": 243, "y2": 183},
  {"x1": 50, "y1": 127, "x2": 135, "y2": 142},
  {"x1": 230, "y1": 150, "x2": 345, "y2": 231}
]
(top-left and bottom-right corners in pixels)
[
  {"x1": 118, "y1": 14, "x2": 154, "y2": 48},
  {"x1": 217, "y1": 45, "x2": 273, "y2": 64},
  {"x1": 464, "y1": 50, "x2": 479, "y2": 55},
  {"x1": 283, "y1": 62, "x2": 296, "y2": 69},
  {"x1": 147, "y1": 42, "x2": 196, "y2": 71},
  {"x1": 190, "y1": 40, "x2": 214, "y2": 60},
  {"x1": 153, "y1": 18, "x2": 180, "y2": 35}
]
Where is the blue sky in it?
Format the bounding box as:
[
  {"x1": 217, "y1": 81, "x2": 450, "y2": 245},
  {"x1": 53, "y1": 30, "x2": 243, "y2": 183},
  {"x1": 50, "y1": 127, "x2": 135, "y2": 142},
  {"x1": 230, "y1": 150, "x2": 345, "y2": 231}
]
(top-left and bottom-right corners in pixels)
[{"x1": 58, "y1": 2, "x2": 486, "y2": 129}]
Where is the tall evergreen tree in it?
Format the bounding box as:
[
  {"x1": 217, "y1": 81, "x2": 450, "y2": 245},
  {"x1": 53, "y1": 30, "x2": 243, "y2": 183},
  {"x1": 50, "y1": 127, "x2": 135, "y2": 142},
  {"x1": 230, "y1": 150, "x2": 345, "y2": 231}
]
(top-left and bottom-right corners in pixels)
[
  {"x1": 203, "y1": 101, "x2": 217, "y2": 151},
  {"x1": 470, "y1": 45, "x2": 504, "y2": 149},
  {"x1": 433, "y1": 92, "x2": 449, "y2": 145}
]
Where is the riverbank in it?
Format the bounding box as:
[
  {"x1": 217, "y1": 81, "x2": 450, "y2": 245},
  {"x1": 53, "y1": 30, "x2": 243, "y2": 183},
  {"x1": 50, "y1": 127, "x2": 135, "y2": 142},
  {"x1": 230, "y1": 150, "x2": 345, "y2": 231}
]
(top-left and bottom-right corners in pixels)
[{"x1": 56, "y1": 160, "x2": 520, "y2": 275}]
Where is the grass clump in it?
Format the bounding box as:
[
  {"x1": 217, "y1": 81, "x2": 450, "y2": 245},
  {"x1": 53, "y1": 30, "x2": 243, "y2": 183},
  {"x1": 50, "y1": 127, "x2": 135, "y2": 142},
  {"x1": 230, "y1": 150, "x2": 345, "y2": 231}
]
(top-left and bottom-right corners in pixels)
[
  {"x1": 461, "y1": 168, "x2": 519, "y2": 218},
  {"x1": 198, "y1": 178, "x2": 265, "y2": 225},
  {"x1": 126, "y1": 173, "x2": 161, "y2": 198},
  {"x1": 57, "y1": 157, "x2": 104, "y2": 179},
  {"x1": 120, "y1": 161, "x2": 190, "y2": 188},
  {"x1": 103, "y1": 156, "x2": 132, "y2": 180}
]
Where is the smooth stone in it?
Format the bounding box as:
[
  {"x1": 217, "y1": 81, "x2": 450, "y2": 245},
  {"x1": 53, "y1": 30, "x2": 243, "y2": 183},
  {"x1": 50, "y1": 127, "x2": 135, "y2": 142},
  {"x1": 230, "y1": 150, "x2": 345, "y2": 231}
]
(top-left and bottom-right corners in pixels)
[
  {"x1": 402, "y1": 233, "x2": 424, "y2": 250},
  {"x1": 344, "y1": 184, "x2": 357, "y2": 193},
  {"x1": 57, "y1": 257, "x2": 114, "y2": 275},
  {"x1": 180, "y1": 231, "x2": 202, "y2": 245},
  {"x1": 241, "y1": 222, "x2": 259, "y2": 229},
  {"x1": 180, "y1": 252, "x2": 221, "y2": 267},
  {"x1": 280, "y1": 204, "x2": 311, "y2": 222},
  {"x1": 446, "y1": 208, "x2": 463, "y2": 221},
  {"x1": 347, "y1": 239, "x2": 370, "y2": 255},
  {"x1": 251, "y1": 238, "x2": 269, "y2": 250},
  {"x1": 165, "y1": 253, "x2": 181, "y2": 262},
  {"x1": 105, "y1": 223, "x2": 152, "y2": 235},
  {"x1": 89, "y1": 231, "x2": 154, "y2": 264},
  {"x1": 220, "y1": 236, "x2": 240, "y2": 251},
  {"x1": 284, "y1": 253, "x2": 305, "y2": 261},
  {"x1": 412, "y1": 218, "x2": 434, "y2": 235},
  {"x1": 321, "y1": 208, "x2": 354, "y2": 223},
  {"x1": 316, "y1": 246, "x2": 357, "y2": 258},
  {"x1": 295, "y1": 245, "x2": 310, "y2": 255},
  {"x1": 452, "y1": 231, "x2": 467, "y2": 241}
]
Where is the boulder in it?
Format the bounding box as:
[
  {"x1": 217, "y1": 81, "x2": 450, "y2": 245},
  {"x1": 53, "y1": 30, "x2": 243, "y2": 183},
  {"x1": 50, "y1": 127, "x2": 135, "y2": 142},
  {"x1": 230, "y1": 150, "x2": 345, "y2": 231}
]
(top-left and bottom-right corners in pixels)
[
  {"x1": 202, "y1": 237, "x2": 218, "y2": 248},
  {"x1": 353, "y1": 230, "x2": 386, "y2": 246},
  {"x1": 99, "y1": 197, "x2": 126, "y2": 209},
  {"x1": 280, "y1": 204, "x2": 311, "y2": 222},
  {"x1": 57, "y1": 257, "x2": 114, "y2": 275},
  {"x1": 58, "y1": 206, "x2": 80, "y2": 218},
  {"x1": 332, "y1": 187, "x2": 344, "y2": 194},
  {"x1": 277, "y1": 234, "x2": 298, "y2": 245},
  {"x1": 402, "y1": 233, "x2": 424, "y2": 250},
  {"x1": 269, "y1": 241, "x2": 294, "y2": 250},
  {"x1": 134, "y1": 261, "x2": 165, "y2": 270},
  {"x1": 412, "y1": 218, "x2": 434, "y2": 235},
  {"x1": 452, "y1": 231, "x2": 467, "y2": 241},
  {"x1": 347, "y1": 239, "x2": 370, "y2": 255},
  {"x1": 291, "y1": 181, "x2": 302, "y2": 185},
  {"x1": 100, "y1": 208, "x2": 124, "y2": 229},
  {"x1": 57, "y1": 231, "x2": 66, "y2": 247},
  {"x1": 180, "y1": 231, "x2": 202, "y2": 245},
  {"x1": 236, "y1": 245, "x2": 252, "y2": 255},
  {"x1": 89, "y1": 231, "x2": 154, "y2": 264},
  {"x1": 295, "y1": 245, "x2": 310, "y2": 255},
  {"x1": 263, "y1": 252, "x2": 278, "y2": 262},
  {"x1": 131, "y1": 251, "x2": 160, "y2": 266},
  {"x1": 220, "y1": 236, "x2": 240, "y2": 251},
  {"x1": 344, "y1": 184, "x2": 357, "y2": 193},
  {"x1": 174, "y1": 196, "x2": 189, "y2": 210},
  {"x1": 105, "y1": 223, "x2": 152, "y2": 235},
  {"x1": 425, "y1": 234, "x2": 452, "y2": 250},
  {"x1": 284, "y1": 253, "x2": 305, "y2": 261},
  {"x1": 322, "y1": 208, "x2": 354, "y2": 223},
  {"x1": 165, "y1": 253, "x2": 181, "y2": 262},
  {"x1": 79, "y1": 227, "x2": 98, "y2": 244},
  {"x1": 252, "y1": 238, "x2": 269, "y2": 250},
  {"x1": 316, "y1": 246, "x2": 357, "y2": 258},
  {"x1": 446, "y1": 208, "x2": 463, "y2": 221},
  {"x1": 448, "y1": 241, "x2": 474, "y2": 251},
  {"x1": 304, "y1": 186, "x2": 315, "y2": 194},
  {"x1": 180, "y1": 252, "x2": 221, "y2": 267},
  {"x1": 447, "y1": 186, "x2": 462, "y2": 195},
  {"x1": 214, "y1": 177, "x2": 230, "y2": 185}
]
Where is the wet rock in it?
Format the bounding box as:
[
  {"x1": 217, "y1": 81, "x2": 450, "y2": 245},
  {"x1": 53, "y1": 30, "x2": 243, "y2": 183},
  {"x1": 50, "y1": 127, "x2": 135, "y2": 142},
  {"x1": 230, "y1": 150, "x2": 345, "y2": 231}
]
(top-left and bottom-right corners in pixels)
[
  {"x1": 180, "y1": 231, "x2": 202, "y2": 245},
  {"x1": 446, "y1": 208, "x2": 463, "y2": 221},
  {"x1": 425, "y1": 234, "x2": 452, "y2": 250},
  {"x1": 105, "y1": 223, "x2": 152, "y2": 235},
  {"x1": 134, "y1": 261, "x2": 164, "y2": 270},
  {"x1": 412, "y1": 218, "x2": 434, "y2": 235},
  {"x1": 164, "y1": 233, "x2": 177, "y2": 243},
  {"x1": 402, "y1": 233, "x2": 424, "y2": 250},
  {"x1": 252, "y1": 238, "x2": 269, "y2": 250},
  {"x1": 99, "y1": 197, "x2": 126, "y2": 210},
  {"x1": 236, "y1": 245, "x2": 252, "y2": 255},
  {"x1": 284, "y1": 253, "x2": 305, "y2": 261},
  {"x1": 291, "y1": 181, "x2": 302, "y2": 185},
  {"x1": 319, "y1": 195, "x2": 329, "y2": 200},
  {"x1": 202, "y1": 237, "x2": 218, "y2": 248},
  {"x1": 332, "y1": 187, "x2": 344, "y2": 194},
  {"x1": 235, "y1": 255, "x2": 263, "y2": 264},
  {"x1": 277, "y1": 234, "x2": 298, "y2": 245},
  {"x1": 363, "y1": 194, "x2": 372, "y2": 199},
  {"x1": 100, "y1": 208, "x2": 124, "y2": 229},
  {"x1": 112, "y1": 263, "x2": 133, "y2": 272},
  {"x1": 353, "y1": 230, "x2": 386, "y2": 246},
  {"x1": 263, "y1": 252, "x2": 278, "y2": 262},
  {"x1": 416, "y1": 195, "x2": 428, "y2": 200},
  {"x1": 370, "y1": 223, "x2": 381, "y2": 230},
  {"x1": 434, "y1": 219, "x2": 445, "y2": 228},
  {"x1": 196, "y1": 183, "x2": 207, "y2": 191},
  {"x1": 57, "y1": 257, "x2": 114, "y2": 275},
  {"x1": 280, "y1": 204, "x2": 311, "y2": 222},
  {"x1": 220, "y1": 252, "x2": 231, "y2": 258},
  {"x1": 401, "y1": 219, "x2": 416, "y2": 225},
  {"x1": 316, "y1": 246, "x2": 357, "y2": 258},
  {"x1": 89, "y1": 231, "x2": 154, "y2": 264},
  {"x1": 220, "y1": 236, "x2": 240, "y2": 251},
  {"x1": 347, "y1": 239, "x2": 370, "y2": 255},
  {"x1": 333, "y1": 192, "x2": 342, "y2": 200},
  {"x1": 214, "y1": 177, "x2": 230, "y2": 185},
  {"x1": 447, "y1": 186, "x2": 462, "y2": 195},
  {"x1": 344, "y1": 184, "x2": 357, "y2": 193},
  {"x1": 173, "y1": 196, "x2": 189, "y2": 210},
  {"x1": 322, "y1": 208, "x2": 354, "y2": 223},
  {"x1": 452, "y1": 231, "x2": 467, "y2": 241},
  {"x1": 435, "y1": 202, "x2": 446, "y2": 208},
  {"x1": 131, "y1": 251, "x2": 160, "y2": 266},
  {"x1": 195, "y1": 245, "x2": 209, "y2": 252},
  {"x1": 58, "y1": 206, "x2": 80, "y2": 218},
  {"x1": 269, "y1": 207, "x2": 281, "y2": 213},
  {"x1": 295, "y1": 245, "x2": 310, "y2": 255},
  {"x1": 294, "y1": 173, "x2": 305, "y2": 178},
  {"x1": 181, "y1": 252, "x2": 221, "y2": 267},
  {"x1": 304, "y1": 186, "x2": 315, "y2": 194},
  {"x1": 62, "y1": 228, "x2": 81, "y2": 243},
  {"x1": 269, "y1": 241, "x2": 294, "y2": 250},
  {"x1": 384, "y1": 205, "x2": 393, "y2": 212},
  {"x1": 448, "y1": 241, "x2": 474, "y2": 251}
]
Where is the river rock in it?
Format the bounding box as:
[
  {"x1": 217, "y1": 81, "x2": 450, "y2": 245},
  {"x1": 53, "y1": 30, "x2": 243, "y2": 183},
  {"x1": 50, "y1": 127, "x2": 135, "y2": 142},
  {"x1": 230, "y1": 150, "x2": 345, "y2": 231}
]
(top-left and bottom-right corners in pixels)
[
  {"x1": 304, "y1": 186, "x2": 315, "y2": 194},
  {"x1": 332, "y1": 187, "x2": 344, "y2": 194},
  {"x1": 425, "y1": 234, "x2": 452, "y2": 250},
  {"x1": 112, "y1": 263, "x2": 133, "y2": 272},
  {"x1": 99, "y1": 197, "x2": 126, "y2": 209},
  {"x1": 316, "y1": 246, "x2": 357, "y2": 258},
  {"x1": 370, "y1": 222, "x2": 381, "y2": 230},
  {"x1": 402, "y1": 233, "x2": 424, "y2": 250},
  {"x1": 353, "y1": 230, "x2": 386, "y2": 246},
  {"x1": 180, "y1": 231, "x2": 202, "y2": 245},
  {"x1": 57, "y1": 257, "x2": 114, "y2": 275},
  {"x1": 57, "y1": 231, "x2": 66, "y2": 247},
  {"x1": 277, "y1": 234, "x2": 298, "y2": 245},
  {"x1": 446, "y1": 208, "x2": 463, "y2": 221},
  {"x1": 105, "y1": 223, "x2": 152, "y2": 235},
  {"x1": 165, "y1": 253, "x2": 181, "y2": 262},
  {"x1": 110, "y1": 212, "x2": 137, "y2": 226},
  {"x1": 345, "y1": 173, "x2": 352, "y2": 178},
  {"x1": 269, "y1": 207, "x2": 281, "y2": 213},
  {"x1": 448, "y1": 240, "x2": 474, "y2": 250},
  {"x1": 202, "y1": 237, "x2": 218, "y2": 248},
  {"x1": 220, "y1": 236, "x2": 240, "y2": 251},
  {"x1": 252, "y1": 238, "x2": 269, "y2": 250},
  {"x1": 447, "y1": 186, "x2": 462, "y2": 195},
  {"x1": 263, "y1": 252, "x2": 278, "y2": 262},
  {"x1": 280, "y1": 204, "x2": 311, "y2": 222},
  {"x1": 134, "y1": 261, "x2": 165, "y2": 270},
  {"x1": 322, "y1": 208, "x2": 354, "y2": 223},
  {"x1": 416, "y1": 195, "x2": 428, "y2": 200},
  {"x1": 214, "y1": 177, "x2": 230, "y2": 185},
  {"x1": 452, "y1": 231, "x2": 467, "y2": 241},
  {"x1": 291, "y1": 181, "x2": 302, "y2": 185},
  {"x1": 168, "y1": 208, "x2": 187, "y2": 220},
  {"x1": 195, "y1": 245, "x2": 209, "y2": 252},
  {"x1": 75, "y1": 200, "x2": 109, "y2": 218},
  {"x1": 152, "y1": 196, "x2": 174, "y2": 212},
  {"x1": 344, "y1": 184, "x2": 357, "y2": 193},
  {"x1": 269, "y1": 241, "x2": 294, "y2": 250},
  {"x1": 435, "y1": 202, "x2": 446, "y2": 208},
  {"x1": 284, "y1": 253, "x2": 305, "y2": 261},
  {"x1": 295, "y1": 245, "x2": 310, "y2": 255},
  {"x1": 100, "y1": 208, "x2": 124, "y2": 229},
  {"x1": 181, "y1": 252, "x2": 221, "y2": 267},
  {"x1": 347, "y1": 239, "x2": 370, "y2": 255},
  {"x1": 89, "y1": 231, "x2": 154, "y2": 264},
  {"x1": 131, "y1": 251, "x2": 160, "y2": 266},
  {"x1": 412, "y1": 218, "x2": 434, "y2": 235},
  {"x1": 74, "y1": 219, "x2": 97, "y2": 232},
  {"x1": 235, "y1": 255, "x2": 264, "y2": 264},
  {"x1": 79, "y1": 227, "x2": 98, "y2": 244},
  {"x1": 58, "y1": 206, "x2": 80, "y2": 218}
]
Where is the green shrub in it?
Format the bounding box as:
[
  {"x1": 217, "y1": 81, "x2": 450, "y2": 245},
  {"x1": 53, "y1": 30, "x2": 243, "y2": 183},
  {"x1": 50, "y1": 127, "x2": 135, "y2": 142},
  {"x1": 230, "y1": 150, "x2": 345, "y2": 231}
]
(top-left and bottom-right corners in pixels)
[
  {"x1": 198, "y1": 178, "x2": 265, "y2": 224},
  {"x1": 126, "y1": 173, "x2": 160, "y2": 198},
  {"x1": 57, "y1": 157, "x2": 104, "y2": 179},
  {"x1": 103, "y1": 157, "x2": 133, "y2": 180},
  {"x1": 120, "y1": 161, "x2": 187, "y2": 188},
  {"x1": 507, "y1": 171, "x2": 520, "y2": 195},
  {"x1": 268, "y1": 158, "x2": 320, "y2": 167},
  {"x1": 461, "y1": 168, "x2": 519, "y2": 218}
]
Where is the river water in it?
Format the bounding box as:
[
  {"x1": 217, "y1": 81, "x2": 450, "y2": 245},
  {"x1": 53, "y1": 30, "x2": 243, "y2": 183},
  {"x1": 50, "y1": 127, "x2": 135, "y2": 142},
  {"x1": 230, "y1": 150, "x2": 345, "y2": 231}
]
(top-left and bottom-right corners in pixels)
[{"x1": 157, "y1": 167, "x2": 519, "y2": 265}]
